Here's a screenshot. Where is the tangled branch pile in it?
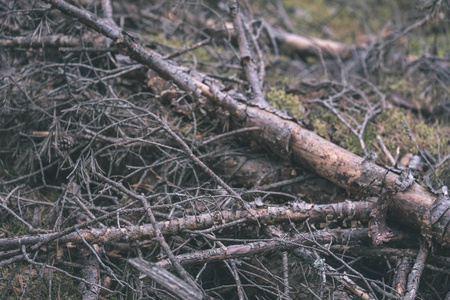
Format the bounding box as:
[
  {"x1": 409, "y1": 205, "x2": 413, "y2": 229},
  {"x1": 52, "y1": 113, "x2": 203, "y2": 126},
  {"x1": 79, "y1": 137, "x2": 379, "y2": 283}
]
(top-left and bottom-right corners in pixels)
[{"x1": 0, "y1": 0, "x2": 449, "y2": 299}]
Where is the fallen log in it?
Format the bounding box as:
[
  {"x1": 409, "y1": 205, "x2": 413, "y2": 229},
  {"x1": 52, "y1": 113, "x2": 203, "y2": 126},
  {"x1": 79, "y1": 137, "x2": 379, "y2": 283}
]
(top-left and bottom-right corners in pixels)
[{"x1": 43, "y1": 0, "x2": 450, "y2": 247}]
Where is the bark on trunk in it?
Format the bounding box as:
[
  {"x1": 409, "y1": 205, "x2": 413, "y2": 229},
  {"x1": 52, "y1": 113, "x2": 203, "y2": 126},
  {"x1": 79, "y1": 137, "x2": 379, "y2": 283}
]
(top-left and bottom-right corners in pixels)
[{"x1": 233, "y1": 105, "x2": 445, "y2": 243}]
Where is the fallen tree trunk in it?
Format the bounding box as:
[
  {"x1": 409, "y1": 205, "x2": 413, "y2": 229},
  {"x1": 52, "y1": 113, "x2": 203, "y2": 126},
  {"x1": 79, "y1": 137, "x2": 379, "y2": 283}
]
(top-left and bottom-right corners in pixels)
[{"x1": 43, "y1": 0, "x2": 450, "y2": 246}]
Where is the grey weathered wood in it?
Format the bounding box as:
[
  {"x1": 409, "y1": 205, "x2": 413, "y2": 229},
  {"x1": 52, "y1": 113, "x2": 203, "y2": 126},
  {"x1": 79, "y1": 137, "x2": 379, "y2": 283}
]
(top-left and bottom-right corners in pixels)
[{"x1": 128, "y1": 258, "x2": 203, "y2": 300}]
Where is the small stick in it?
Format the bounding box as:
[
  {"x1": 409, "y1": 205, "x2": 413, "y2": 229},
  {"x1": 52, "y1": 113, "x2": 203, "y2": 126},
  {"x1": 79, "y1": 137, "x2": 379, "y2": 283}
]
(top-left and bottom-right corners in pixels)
[
  {"x1": 376, "y1": 135, "x2": 396, "y2": 166},
  {"x1": 401, "y1": 120, "x2": 442, "y2": 186}
]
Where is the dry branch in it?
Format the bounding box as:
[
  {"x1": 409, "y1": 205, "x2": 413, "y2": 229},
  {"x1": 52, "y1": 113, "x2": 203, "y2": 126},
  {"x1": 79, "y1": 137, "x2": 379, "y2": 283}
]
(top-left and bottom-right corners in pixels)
[
  {"x1": 404, "y1": 240, "x2": 429, "y2": 300},
  {"x1": 41, "y1": 0, "x2": 450, "y2": 248},
  {"x1": 128, "y1": 258, "x2": 203, "y2": 300},
  {"x1": 0, "y1": 200, "x2": 373, "y2": 251},
  {"x1": 80, "y1": 253, "x2": 101, "y2": 300},
  {"x1": 0, "y1": 33, "x2": 107, "y2": 48},
  {"x1": 229, "y1": 0, "x2": 266, "y2": 105},
  {"x1": 394, "y1": 257, "x2": 411, "y2": 297},
  {"x1": 155, "y1": 228, "x2": 370, "y2": 269},
  {"x1": 274, "y1": 29, "x2": 357, "y2": 59}
]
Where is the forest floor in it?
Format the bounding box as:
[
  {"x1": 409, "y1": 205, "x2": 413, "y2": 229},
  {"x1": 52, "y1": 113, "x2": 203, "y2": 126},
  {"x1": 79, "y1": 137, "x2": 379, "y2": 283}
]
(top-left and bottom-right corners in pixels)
[{"x1": 0, "y1": 0, "x2": 449, "y2": 299}]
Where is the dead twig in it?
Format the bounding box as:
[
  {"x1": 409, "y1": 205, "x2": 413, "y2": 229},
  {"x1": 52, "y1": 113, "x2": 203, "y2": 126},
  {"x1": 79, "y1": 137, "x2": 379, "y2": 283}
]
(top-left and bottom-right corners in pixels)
[
  {"x1": 229, "y1": 0, "x2": 267, "y2": 106},
  {"x1": 404, "y1": 239, "x2": 430, "y2": 300}
]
